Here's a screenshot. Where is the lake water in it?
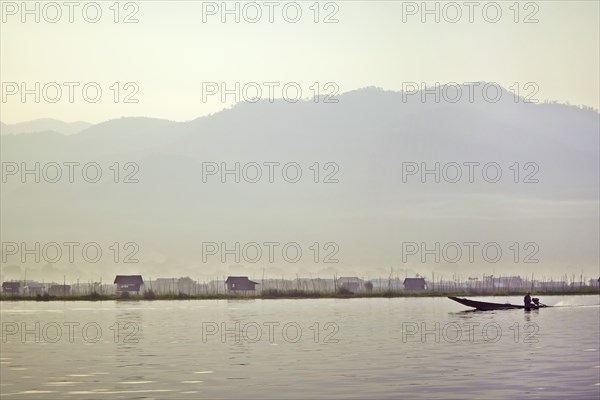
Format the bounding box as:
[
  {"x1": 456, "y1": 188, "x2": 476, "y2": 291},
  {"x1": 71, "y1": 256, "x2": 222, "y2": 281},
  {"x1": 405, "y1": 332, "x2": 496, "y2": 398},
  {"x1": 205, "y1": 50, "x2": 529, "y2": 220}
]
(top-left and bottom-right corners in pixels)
[{"x1": 1, "y1": 296, "x2": 599, "y2": 399}]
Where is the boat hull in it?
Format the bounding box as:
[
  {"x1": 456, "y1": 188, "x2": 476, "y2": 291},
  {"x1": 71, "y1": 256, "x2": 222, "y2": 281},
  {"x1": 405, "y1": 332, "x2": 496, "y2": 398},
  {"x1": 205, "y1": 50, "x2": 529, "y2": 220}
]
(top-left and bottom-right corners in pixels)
[{"x1": 448, "y1": 296, "x2": 544, "y2": 311}]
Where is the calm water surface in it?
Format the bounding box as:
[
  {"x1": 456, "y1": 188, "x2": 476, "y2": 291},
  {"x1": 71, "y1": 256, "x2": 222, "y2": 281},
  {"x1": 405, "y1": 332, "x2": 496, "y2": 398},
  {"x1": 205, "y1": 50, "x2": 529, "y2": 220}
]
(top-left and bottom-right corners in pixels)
[{"x1": 1, "y1": 296, "x2": 599, "y2": 399}]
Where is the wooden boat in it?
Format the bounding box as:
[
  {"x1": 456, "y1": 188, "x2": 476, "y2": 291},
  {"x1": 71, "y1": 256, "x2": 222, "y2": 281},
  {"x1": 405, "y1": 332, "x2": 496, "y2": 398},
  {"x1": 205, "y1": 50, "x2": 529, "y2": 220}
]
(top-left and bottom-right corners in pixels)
[{"x1": 448, "y1": 296, "x2": 547, "y2": 311}]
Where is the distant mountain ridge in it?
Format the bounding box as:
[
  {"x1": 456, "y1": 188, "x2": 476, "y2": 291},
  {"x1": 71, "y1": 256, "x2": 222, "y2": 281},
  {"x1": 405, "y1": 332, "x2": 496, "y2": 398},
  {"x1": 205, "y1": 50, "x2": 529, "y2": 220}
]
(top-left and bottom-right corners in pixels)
[
  {"x1": 0, "y1": 118, "x2": 93, "y2": 136},
  {"x1": 2, "y1": 84, "x2": 596, "y2": 138}
]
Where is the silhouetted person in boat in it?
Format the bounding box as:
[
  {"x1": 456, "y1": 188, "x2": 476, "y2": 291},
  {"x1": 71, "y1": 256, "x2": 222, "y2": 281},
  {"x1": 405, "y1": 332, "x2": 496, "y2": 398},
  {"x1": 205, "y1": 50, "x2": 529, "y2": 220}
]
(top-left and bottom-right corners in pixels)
[{"x1": 524, "y1": 292, "x2": 532, "y2": 307}]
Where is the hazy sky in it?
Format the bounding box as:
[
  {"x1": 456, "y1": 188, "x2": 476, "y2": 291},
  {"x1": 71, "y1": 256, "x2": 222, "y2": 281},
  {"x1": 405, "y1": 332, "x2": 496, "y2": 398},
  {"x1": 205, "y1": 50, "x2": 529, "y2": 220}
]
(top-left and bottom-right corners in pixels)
[{"x1": 1, "y1": 0, "x2": 599, "y2": 124}]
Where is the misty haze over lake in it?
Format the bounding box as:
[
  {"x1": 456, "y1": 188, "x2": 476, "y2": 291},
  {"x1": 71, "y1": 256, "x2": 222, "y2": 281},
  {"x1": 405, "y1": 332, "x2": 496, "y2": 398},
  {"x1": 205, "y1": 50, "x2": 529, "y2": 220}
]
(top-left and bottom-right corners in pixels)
[{"x1": 2, "y1": 86, "x2": 599, "y2": 283}]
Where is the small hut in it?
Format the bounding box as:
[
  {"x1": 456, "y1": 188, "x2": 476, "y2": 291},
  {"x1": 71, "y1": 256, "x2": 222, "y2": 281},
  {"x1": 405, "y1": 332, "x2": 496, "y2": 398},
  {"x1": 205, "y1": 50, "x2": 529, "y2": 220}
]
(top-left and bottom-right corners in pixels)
[
  {"x1": 2, "y1": 281, "x2": 21, "y2": 295},
  {"x1": 114, "y1": 275, "x2": 144, "y2": 294},
  {"x1": 403, "y1": 277, "x2": 426, "y2": 290},
  {"x1": 225, "y1": 276, "x2": 259, "y2": 291},
  {"x1": 337, "y1": 277, "x2": 364, "y2": 293},
  {"x1": 48, "y1": 284, "x2": 70, "y2": 296}
]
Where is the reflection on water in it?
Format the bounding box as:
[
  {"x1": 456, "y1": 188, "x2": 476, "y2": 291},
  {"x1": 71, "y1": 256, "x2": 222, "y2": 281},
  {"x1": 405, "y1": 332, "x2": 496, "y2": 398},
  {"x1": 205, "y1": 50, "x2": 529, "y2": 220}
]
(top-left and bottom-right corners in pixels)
[{"x1": 1, "y1": 296, "x2": 599, "y2": 399}]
